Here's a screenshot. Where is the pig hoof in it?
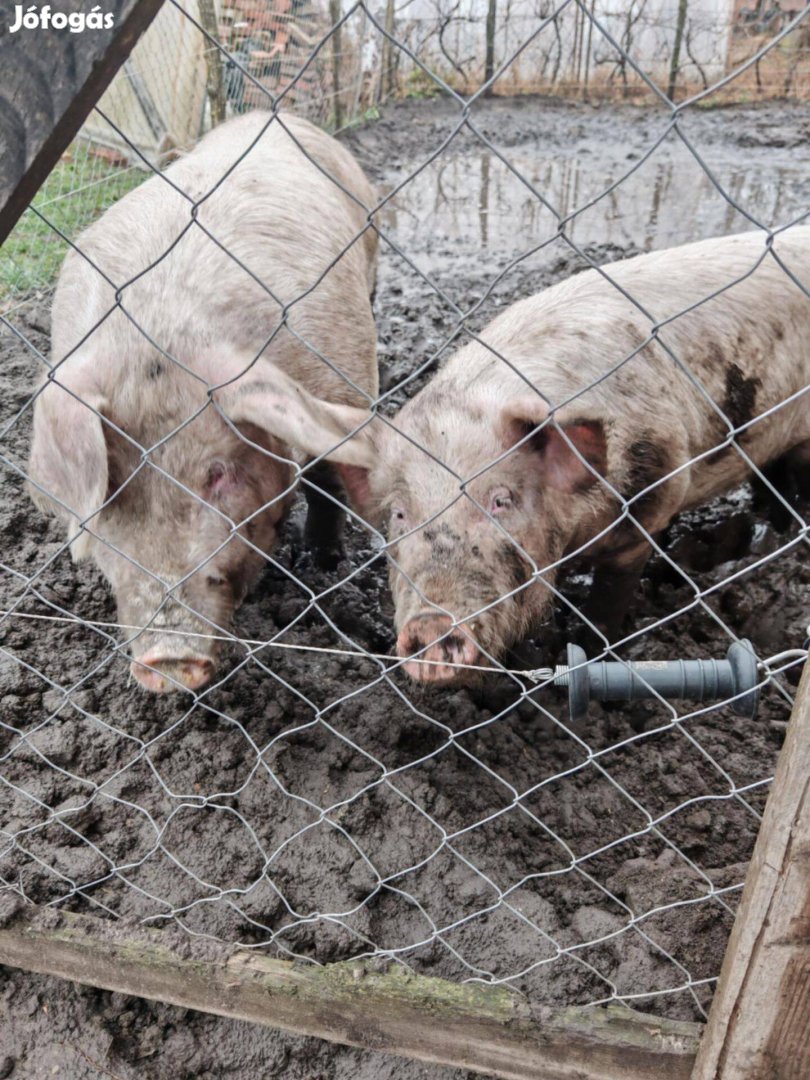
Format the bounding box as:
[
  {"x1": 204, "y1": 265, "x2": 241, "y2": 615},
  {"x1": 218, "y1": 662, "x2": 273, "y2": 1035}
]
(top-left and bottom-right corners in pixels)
[
  {"x1": 312, "y1": 544, "x2": 343, "y2": 572},
  {"x1": 572, "y1": 621, "x2": 613, "y2": 655}
]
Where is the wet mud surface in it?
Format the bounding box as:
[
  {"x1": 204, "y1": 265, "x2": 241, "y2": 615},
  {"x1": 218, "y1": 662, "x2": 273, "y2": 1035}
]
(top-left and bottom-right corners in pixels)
[{"x1": 1, "y1": 95, "x2": 809, "y2": 1077}]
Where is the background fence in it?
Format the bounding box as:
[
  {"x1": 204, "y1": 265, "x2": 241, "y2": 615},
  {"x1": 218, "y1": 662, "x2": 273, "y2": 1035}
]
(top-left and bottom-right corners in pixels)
[
  {"x1": 1, "y1": 0, "x2": 809, "y2": 1076},
  {"x1": 3, "y1": 0, "x2": 810, "y2": 307}
]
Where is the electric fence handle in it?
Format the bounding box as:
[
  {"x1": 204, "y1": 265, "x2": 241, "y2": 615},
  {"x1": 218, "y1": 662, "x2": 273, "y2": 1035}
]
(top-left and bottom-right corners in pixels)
[{"x1": 554, "y1": 639, "x2": 760, "y2": 721}]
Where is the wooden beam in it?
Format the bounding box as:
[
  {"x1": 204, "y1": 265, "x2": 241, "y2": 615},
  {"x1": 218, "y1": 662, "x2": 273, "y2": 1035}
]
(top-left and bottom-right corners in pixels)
[
  {"x1": 197, "y1": 0, "x2": 226, "y2": 126},
  {"x1": 0, "y1": 0, "x2": 166, "y2": 245},
  {"x1": 692, "y1": 660, "x2": 810, "y2": 1079},
  {"x1": 0, "y1": 906, "x2": 701, "y2": 1080}
]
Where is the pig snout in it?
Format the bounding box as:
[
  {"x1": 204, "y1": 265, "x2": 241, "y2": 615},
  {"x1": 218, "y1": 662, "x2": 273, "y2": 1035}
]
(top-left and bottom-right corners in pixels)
[
  {"x1": 396, "y1": 614, "x2": 482, "y2": 684},
  {"x1": 129, "y1": 627, "x2": 220, "y2": 694},
  {"x1": 127, "y1": 609, "x2": 222, "y2": 691}
]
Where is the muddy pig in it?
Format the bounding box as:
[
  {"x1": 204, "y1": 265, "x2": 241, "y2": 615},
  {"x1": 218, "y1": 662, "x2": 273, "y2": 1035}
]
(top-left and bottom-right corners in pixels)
[
  {"x1": 28, "y1": 112, "x2": 378, "y2": 692},
  {"x1": 218, "y1": 228, "x2": 810, "y2": 683}
]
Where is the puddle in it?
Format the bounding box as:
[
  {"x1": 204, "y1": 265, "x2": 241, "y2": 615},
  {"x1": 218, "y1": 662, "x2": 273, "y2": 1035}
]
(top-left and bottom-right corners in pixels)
[{"x1": 381, "y1": 135, "x2": 810, "y2": 276}]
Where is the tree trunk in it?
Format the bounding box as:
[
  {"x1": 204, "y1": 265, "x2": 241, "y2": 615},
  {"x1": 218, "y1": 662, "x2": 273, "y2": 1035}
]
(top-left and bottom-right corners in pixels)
[
  {"x1": 667, "y1": 0, "x2": 688, "y2": 101},
  {"x1": 484, "y1": 0, "x2": 497, "y2": 95}
]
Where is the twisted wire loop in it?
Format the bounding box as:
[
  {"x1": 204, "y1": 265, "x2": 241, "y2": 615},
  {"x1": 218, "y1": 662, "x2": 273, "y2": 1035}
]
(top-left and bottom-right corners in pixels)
[{"x1": 1, "y1": 0, "x2": 809, "y2": 1028}]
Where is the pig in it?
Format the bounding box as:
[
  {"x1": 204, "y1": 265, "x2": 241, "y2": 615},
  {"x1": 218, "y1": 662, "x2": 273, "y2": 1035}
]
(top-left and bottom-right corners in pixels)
[
  {"x1": 217, "y1": 228, "x2": 810, "y2": 683},
  {"x1": 28, "y1": 111, "x2": 378, "y2": 693}
]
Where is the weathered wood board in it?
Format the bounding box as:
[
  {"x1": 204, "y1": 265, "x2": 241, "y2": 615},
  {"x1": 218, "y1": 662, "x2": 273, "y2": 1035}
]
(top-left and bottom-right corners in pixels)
[
  {"x1": 0, "y1": 905, "x2": 702, "y2": 1080},
  {"x1": 692, "y1": 662, "x2": 810, "y2": 1079}
]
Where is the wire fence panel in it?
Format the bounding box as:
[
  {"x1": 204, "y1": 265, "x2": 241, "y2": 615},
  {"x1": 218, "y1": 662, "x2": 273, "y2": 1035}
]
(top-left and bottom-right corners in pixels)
[{"x1": 1, "y1": 0, "x2": 809, "y2": 1047}]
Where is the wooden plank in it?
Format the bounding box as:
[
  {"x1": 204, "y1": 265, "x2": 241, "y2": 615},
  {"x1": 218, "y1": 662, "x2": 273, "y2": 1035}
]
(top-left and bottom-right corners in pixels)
[
  {"x1": 0, "y1": 905, "x2": 701, "y2": 1080},
  {"x1": 197, "y1": 0, "x2": 226, "y2": 126},
  {"x1": 692, "y1": 661, "x2": 810, "y2": 1079},
  {"x1": 0, "y1": 0, "x2": 166, "y2": 244}
]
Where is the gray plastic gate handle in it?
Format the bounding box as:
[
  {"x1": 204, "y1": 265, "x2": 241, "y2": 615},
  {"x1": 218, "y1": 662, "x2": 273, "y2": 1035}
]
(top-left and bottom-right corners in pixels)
[{"x1": 555, "y1": 639, "x2": 760, "y2": 722}]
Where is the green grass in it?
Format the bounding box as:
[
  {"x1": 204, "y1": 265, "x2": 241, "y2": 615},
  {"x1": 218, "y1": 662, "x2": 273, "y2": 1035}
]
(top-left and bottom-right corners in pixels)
[
  {"x1": 403, "y1": 68, "x2": 443, "y2": 99},
  {"x1": 1, "y1": 142, "x2": 146, "y2": 308}
]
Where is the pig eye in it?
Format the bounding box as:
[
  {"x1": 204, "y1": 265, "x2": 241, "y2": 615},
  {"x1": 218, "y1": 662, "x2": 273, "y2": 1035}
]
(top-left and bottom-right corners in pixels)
[
  {"x1": 390, "y1": 506, "x2": 408, "y2": 532},
  {"x1": 489, "y1": 487, "x2": 513, "y2": 515},
  {"x1": 204, "y1": 460, "x2": 238, "y2": 502}
]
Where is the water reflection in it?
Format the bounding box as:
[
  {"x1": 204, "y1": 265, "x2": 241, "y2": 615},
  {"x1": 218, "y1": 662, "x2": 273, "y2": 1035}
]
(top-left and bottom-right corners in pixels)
[{"x1": 384, "y1": 143, "x2": 808, "y2": 267}]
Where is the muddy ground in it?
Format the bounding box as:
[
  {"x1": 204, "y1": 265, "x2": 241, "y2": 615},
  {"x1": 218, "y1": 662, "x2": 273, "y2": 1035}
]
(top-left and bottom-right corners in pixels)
[{"x1": 1, "y1": 95, "x2": 809, "y2": 1078}]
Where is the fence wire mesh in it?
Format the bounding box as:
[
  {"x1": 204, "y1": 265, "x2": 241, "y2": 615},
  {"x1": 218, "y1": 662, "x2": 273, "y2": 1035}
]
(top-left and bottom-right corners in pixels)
[{"x1": 1, "y1": 0, "x2": 809, "y2": 1033}]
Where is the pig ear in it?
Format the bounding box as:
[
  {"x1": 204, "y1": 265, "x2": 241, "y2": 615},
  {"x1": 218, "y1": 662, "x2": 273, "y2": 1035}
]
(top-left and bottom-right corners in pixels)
[
  {"x1": 500, "y1": 399, "x2": 607, "y2": 493},
  {"x1": 333, "y1": 463, "x2": 373, "y2": 513},
  {"x1": 28, "y1": 382, "x2": 110, "y2": 560},
  {"x1": 216, "y1": 366, "x2": 379, "y2": 470}
]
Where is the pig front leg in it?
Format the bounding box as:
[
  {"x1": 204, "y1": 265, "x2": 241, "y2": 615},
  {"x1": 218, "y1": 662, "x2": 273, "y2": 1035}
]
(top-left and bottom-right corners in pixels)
[
  {"x1": 303, "y1": 461, "x2": 346, "y2": 570},
  {"x1": 750, "y1": 439, "x2": 810, "y2": 530},
  {"x1": 581, "y1": 543, "x2": 651, "y2": 647},
  {"x1": 785, "y1": 438, "x2": 810, "y2": 500}
]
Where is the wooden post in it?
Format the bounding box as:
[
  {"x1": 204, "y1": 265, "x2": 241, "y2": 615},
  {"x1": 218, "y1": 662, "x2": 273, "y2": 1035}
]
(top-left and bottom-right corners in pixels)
[
  {"x1": 347, "y1": 3, "x2": 368, "y2": 122},
  {"x1": 692, "y1": 661, "x2": 810, "y2": 1079},
  {"x1": 197, "y1": 0, "x2": 227, "y2": 126},
  {"x1": 0, "y1": 0, "x2": 166, "y2": 244},
  {"x1": 0, "y1": 906, "x2": 701, "y2": 1080},
  {"x1": 380, "y1": 0, "x2": 396, "y2": 100},
  {"x1": 328, "y1": 0, "x2": 343, "y2": 129}
]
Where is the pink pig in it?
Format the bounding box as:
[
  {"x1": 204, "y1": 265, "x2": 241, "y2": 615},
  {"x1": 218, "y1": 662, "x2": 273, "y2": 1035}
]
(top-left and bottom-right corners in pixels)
[
  {"x1": 220, "y1": 229, "x2": 810, "y2": 683},
  {"x1": 28, "y1": 112, "x2": 378, "y2": 692}
]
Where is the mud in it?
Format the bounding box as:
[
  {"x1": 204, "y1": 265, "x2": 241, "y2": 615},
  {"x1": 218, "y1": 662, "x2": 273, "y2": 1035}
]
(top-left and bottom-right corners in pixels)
[{"x1": 1, "y1": 95, "x2": 809, "y2": 1077}]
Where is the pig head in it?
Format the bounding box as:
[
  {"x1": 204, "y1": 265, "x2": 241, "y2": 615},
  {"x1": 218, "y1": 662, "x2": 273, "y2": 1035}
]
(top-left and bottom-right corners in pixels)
[
  {"x1": 218, "y1": 373, "x2": 619, "y2": 683},
  {"x1": 28, "y1": 357, "x2": 293, "y2": 693}
]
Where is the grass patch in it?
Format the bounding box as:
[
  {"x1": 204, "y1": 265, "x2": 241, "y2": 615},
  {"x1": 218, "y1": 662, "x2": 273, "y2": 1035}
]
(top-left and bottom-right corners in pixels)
[{"x1": 1, "y1": 141, "x2": 146, "y2": 308}]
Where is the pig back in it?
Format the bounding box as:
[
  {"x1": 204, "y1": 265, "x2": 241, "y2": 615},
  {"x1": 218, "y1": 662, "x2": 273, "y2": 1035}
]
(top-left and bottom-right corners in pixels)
[
  {"x1": 439, "y1": 228, "x2": 810, "y2": 501},
  {"x1": 50, "y1": 112, "x2": 378, "y2": 410}
]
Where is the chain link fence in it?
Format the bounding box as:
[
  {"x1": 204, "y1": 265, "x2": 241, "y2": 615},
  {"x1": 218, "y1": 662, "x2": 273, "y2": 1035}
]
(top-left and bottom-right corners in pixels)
[
  {"x1": 1, "y1": 0, "x2": 809, "y2": 1051},
  {"x1": 3, "y1": 0, "x2": 810, "y2": 308}
]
